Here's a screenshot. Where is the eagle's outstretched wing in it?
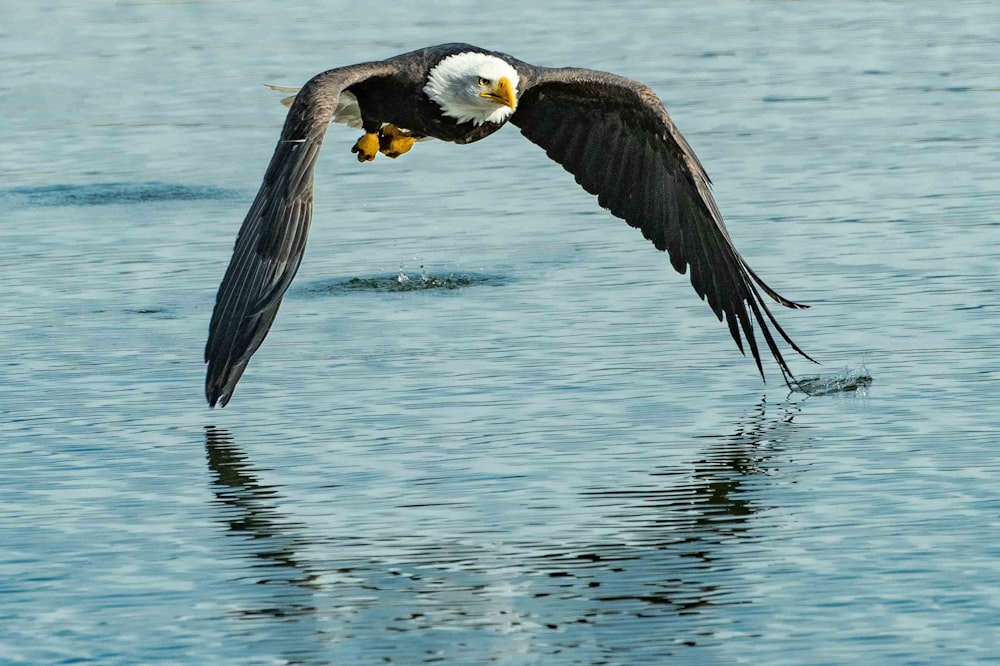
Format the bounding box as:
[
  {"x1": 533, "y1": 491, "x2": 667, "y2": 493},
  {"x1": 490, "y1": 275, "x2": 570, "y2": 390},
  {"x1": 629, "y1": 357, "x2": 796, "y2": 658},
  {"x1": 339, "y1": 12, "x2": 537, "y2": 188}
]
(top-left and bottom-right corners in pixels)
[
  {"x1": 205, "y1": 61, "x2": 395, "y2": 408},
  {"x1": 511, "y1": 67, "x2": 813, "y2": 383}
]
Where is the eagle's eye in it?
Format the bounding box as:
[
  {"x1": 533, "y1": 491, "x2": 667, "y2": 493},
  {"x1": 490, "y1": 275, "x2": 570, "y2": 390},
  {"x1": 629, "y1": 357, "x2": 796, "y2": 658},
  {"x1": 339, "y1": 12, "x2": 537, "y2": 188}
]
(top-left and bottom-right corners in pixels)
[{"x1": 477, "y1": 77, "x2": 490, "y2": 87}]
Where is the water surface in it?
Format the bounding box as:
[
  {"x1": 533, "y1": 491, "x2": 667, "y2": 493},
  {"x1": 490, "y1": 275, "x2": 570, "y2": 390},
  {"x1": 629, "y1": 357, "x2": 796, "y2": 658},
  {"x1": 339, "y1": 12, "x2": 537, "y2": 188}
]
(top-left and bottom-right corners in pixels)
[{"x1": 3, "y1": 1, "x2": 999, "y2": 663}]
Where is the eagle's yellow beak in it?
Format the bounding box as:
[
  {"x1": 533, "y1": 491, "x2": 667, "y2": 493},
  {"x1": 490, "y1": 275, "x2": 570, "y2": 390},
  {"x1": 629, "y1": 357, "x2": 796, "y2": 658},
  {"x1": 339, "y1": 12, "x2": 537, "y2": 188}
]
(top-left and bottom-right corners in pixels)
[{"x1": 481, "y1": 76, "x2": 517, "y2": 110}]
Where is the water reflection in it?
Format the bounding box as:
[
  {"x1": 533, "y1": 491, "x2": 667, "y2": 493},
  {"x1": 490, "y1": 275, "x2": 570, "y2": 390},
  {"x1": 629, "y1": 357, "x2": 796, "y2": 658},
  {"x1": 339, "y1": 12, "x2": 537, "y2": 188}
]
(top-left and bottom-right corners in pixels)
[
  {"x1": 202, "y1": 400, "x2": 802, "y2": 659},
  {"x1": 205, "y1": 426, "x2": 320, "y2": 619},
  {"x1": 544, "y1": 399, "x2": 801, "y2": 637}
]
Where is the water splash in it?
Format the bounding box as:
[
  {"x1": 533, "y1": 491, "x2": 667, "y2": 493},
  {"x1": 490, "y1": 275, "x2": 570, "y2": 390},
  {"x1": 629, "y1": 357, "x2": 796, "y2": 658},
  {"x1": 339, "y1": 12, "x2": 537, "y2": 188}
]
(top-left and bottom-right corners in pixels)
[
  {"x1": 302, "y1": 272, "x2": 508, "y2": 295},
  {"x1": 792, "y1": 365, "x2": 873, "y2": 396}
]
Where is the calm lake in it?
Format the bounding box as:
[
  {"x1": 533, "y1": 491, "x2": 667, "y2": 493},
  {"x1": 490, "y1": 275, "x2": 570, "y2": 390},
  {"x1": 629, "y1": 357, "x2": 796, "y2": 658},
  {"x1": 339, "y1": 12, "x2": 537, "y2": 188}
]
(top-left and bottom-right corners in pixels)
[{"x1": 2, "y1": 1, "x2": 999, "y2": 663}]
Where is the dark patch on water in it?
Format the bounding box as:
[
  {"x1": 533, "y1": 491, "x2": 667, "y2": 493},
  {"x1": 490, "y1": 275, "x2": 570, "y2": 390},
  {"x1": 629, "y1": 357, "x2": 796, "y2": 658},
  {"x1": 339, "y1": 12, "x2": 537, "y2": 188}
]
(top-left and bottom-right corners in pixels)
[
  {"x1": 761, "y1": 95, "x2": 832, "y2": 104},
  {"x1": 123, "y1": 307, "x2": 177, "y2": 319},
  {"x1": 2, "y1": 182, "x2": 239, "y2": 207},
  {"x1": 299, "y1": 272, "x2": 509, "y2": 296}
]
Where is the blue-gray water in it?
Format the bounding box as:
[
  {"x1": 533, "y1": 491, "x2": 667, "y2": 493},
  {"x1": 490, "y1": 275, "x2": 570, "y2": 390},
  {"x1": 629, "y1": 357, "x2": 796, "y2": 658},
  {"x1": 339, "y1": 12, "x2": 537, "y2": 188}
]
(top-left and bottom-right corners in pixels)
[{"x1": 3, "y1": 2, "x2": 999, "y2": 664}]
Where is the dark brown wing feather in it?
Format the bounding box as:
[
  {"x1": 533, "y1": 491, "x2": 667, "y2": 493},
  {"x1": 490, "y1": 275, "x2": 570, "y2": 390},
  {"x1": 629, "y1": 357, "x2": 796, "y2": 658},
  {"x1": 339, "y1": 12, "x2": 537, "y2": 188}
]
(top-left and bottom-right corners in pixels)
[
  {"x1": 205, "y1": 62, "x2": 395, "y2": 408},
  {"x1": 511, "y1": 67, "x2": 813, "y2": 383}
]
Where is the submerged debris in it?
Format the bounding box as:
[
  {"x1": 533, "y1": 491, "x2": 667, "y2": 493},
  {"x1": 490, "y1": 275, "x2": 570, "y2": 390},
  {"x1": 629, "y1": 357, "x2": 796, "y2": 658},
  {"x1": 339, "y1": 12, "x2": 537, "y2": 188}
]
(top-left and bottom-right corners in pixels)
[{"x1": 792, "y1": 365, "x2": 872, "y2": 396}]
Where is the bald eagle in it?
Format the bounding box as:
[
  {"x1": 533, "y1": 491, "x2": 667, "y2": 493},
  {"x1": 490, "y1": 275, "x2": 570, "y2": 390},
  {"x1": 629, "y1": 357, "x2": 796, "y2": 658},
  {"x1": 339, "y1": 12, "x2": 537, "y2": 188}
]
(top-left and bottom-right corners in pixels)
[{"x1": 205, "y1": 43, "x2": 813, "y2": 408}]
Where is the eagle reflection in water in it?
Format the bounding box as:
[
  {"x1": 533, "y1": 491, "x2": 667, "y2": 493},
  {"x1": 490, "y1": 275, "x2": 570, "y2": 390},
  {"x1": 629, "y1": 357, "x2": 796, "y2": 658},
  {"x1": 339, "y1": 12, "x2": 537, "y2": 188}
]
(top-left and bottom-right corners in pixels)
[{"x1": 203, "y1": 400, "x2": 799, "y2": 648}]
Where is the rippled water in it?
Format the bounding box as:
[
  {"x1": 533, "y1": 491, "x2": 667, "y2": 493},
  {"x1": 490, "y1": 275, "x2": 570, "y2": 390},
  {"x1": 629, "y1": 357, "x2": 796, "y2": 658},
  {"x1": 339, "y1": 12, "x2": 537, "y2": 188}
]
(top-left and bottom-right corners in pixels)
[{"x1": 3, "y1": 2, "x2": 999, "y2": 663}]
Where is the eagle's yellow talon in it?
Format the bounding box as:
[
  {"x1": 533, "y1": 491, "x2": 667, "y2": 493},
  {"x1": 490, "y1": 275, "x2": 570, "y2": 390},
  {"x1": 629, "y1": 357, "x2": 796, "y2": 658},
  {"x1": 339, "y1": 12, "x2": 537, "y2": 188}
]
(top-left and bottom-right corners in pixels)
[
  {"x1": 378, "y1": 125, "x2": 416, "y2": 159},
  {"x1": 351, "y1": 132, "x2": 379, "y2": 162}
]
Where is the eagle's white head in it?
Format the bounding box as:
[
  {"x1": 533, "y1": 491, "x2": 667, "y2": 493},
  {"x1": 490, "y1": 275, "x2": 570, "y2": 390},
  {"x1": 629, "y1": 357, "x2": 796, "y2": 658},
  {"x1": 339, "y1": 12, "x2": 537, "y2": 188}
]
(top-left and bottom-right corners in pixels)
[{"x1": 424, "y1": 52, "x2": 519, "y2": 126}]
